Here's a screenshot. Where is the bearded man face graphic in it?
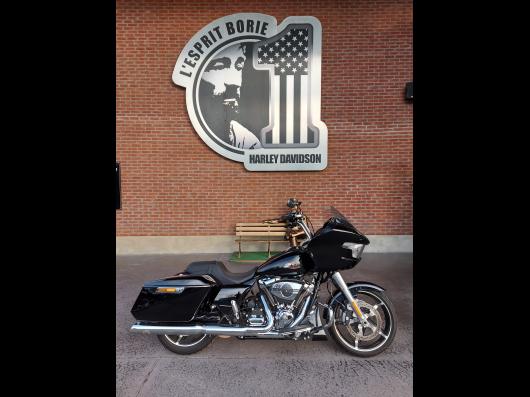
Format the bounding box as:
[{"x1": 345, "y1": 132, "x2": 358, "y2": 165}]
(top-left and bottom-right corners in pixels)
[{"x1": 199, "y1": 43, "x2": 262, "y2": 149}]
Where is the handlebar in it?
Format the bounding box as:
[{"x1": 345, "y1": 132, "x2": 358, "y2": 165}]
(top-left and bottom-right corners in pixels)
[
  {"x1": 262, "y1": 198, "x2": 313, "y2": 242},
  {"x1": 263, "y1": 210, "x2": 301, "y2": 224},
  {"x1": 263, "y1": 198, "x2": 303, "y2": 224}
]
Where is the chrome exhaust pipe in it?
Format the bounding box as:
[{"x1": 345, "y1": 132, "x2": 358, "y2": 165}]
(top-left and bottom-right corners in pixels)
[
  {"x1": 130, "y1": 294, "x2": 274, "y2": 336},
  {"x1": 289, "y1": 296, "x2": 311, "y2": 328}
]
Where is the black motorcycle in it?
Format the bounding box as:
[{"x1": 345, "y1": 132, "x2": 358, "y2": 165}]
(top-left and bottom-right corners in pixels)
[{"x1": 130, "y1": 199, "x2": 396, "y2": 357}]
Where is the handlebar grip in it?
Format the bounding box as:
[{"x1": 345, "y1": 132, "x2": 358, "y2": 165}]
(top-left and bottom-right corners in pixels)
[
  {"x1": 286, "y1": 213, "x2": 298, "y2": 222},
  {"x1": 264, "y1": 212, "x2": 300, "y2": 224}
]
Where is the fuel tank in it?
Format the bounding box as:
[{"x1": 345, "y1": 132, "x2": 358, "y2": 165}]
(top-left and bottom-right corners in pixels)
[{"x1": 256, "y1": 247, "x2": 307, "y2": 276}]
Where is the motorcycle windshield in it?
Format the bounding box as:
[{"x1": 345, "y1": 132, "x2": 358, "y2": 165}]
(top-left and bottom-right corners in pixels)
[
  {"x1": 319, "y1": 206, "x2": 367, "y2": 242},
  {"x1": 322, "y1": 206, "x2": 354, "y2": 226}
]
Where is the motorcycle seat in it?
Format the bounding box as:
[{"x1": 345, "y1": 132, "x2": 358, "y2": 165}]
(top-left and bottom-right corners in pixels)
[{"x1": 184, "y1": 261, "x2": 258, "y2": 286}]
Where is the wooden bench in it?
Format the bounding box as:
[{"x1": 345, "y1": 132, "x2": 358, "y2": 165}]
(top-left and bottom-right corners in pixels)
[{"x1": 235, "y1": 222, "x2": 288, "y2": 258}]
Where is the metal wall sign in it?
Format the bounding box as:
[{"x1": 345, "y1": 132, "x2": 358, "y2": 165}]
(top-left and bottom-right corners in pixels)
[{"x1": 173, "y1": 13, "x2": 328, "y2": 171}]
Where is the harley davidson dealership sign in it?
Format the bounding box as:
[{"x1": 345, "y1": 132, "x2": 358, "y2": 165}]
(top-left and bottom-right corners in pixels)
[{"x1": 173, "y1": 14, "x2": 328, "y2": 171}]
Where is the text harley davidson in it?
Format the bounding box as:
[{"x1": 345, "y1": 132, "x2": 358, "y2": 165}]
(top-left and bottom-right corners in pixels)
[{"x1": 248, "y1": 154, "x2": 322, "y2": 164}]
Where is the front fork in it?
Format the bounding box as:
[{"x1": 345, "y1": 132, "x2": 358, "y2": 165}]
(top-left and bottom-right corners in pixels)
[{"x1": 331, "y1": 272, "x2": 369, "y2": 327}]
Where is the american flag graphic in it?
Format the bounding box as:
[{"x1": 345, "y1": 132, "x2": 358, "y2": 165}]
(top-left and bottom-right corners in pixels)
[{"x1": 257, "y1": 27, "x2": 315, "y2": 146}]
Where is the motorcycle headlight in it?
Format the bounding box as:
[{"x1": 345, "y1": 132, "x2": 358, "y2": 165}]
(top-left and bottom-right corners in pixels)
[{"x1": 342, "y1": 243, "x2": 365, "y2": 259}]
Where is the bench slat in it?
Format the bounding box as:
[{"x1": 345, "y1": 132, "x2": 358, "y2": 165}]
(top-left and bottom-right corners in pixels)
[
  {"x1": 236, "y1": 222, "x2": 287, "y2": 226},
  {"x1": 237, "y1": 235, "x2": 285, "y2": 239},
  {"x1": 236, "y1": 227, "x2": 287, "y2": 232},
  {"x1": 235, "y1": 239, "x2": 286, "y2": 242},
  {"x1": 235, "y1": 221, "x2": 290, "y2": 258},
  {"x1": 236, "y1": 231, "x2": 286, "y2": 236}
]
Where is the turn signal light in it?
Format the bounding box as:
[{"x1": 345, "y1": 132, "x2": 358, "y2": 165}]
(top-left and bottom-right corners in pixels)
[
  {"x1": 156, "y1": 287, "x2": 185, "y2": 294},
  {"x1": 156, "y1": 287, "x2": 177, "y2": 293}
]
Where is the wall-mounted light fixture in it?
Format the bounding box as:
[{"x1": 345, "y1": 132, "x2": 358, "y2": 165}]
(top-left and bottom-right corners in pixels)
[
  {"x1": 405, "y1": 82, "x2": 413, "y2": 100},
  {"x1": 116, "y1": 162, "x2": 121, "y2": 210}
]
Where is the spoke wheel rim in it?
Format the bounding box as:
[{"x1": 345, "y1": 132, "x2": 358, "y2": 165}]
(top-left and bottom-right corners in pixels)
[
  {"x1": 164, "y1": 334, "x2": 208, "y2": 347},
  {"x1": 332, "y1": 291, "x2": 393, "y2": 353}
]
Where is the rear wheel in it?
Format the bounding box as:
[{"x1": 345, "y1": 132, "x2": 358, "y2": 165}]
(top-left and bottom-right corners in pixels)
[
  {"x1": 328, "y1": 289, "x2": 396, "y2": 357},
  {"x1": 157, "y1": 334, "x2": 214, "y2": 355}
]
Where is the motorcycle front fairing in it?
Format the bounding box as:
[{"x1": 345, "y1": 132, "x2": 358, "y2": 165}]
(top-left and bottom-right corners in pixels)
[{"x1": 303, "y1": 214, "x2": 370, "y2": 272}]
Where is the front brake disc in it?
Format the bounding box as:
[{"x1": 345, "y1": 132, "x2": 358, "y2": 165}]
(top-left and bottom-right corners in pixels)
[{"x1": 344, "y1": 300, "x2": 383, "y2": 342}]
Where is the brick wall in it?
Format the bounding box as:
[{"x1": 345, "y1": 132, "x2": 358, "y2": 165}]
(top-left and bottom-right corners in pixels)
[{"x1": 116, "y1": 0, "x2": 412, "y2": 236}]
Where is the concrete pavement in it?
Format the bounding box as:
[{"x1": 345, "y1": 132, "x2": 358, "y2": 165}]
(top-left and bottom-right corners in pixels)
[{"x1": 116, "y1": 253, "x2": 413, "y2": 397}]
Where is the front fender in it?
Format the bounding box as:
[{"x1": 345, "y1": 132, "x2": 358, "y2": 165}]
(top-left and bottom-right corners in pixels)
[{"x1": 327, "y1": 281, "x2": 385, "y2": 306}]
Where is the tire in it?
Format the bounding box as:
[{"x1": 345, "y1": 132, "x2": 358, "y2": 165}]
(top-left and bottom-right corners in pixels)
[
  {"x1": 327, "y1": 288, "x2": 397, "y2": 357},
  {"x1": 157, "y1": 334, "x2": 214, "y2": 355}
]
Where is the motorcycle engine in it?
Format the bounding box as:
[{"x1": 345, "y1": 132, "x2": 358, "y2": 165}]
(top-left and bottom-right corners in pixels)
[
  {"x1": 269, "y1": 281, "x2": 304, "y2": 329},
  {"x1": 269, "y1": 281, "x2": 303, "y2": 304},
  {"x1": 242, "y1": 279, "x2": 309, "y2": 330}
]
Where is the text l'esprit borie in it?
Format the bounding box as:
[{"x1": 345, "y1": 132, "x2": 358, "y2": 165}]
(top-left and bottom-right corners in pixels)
[{"x1": 179, "y1": 19, "x2": 269, "y2": 78}]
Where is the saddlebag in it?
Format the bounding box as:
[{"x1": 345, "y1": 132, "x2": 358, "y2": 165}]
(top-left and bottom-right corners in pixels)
[{"x1": 131, "y1": 275, "x2": 214, "y2": 323}]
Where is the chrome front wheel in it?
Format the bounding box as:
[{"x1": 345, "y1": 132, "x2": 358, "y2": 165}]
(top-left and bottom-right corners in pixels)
[{"x1": 328, "y1": 289, "x2": 396, "y2": 357}]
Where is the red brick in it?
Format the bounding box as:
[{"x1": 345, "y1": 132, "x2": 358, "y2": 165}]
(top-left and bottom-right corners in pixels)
[{"x1": 116, "y1": 0, "x2": 413, "y2": 237}]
